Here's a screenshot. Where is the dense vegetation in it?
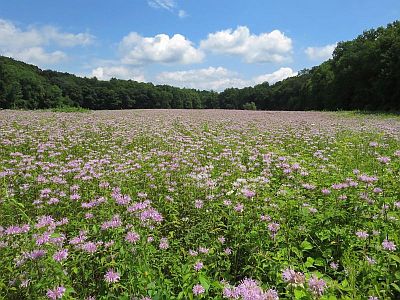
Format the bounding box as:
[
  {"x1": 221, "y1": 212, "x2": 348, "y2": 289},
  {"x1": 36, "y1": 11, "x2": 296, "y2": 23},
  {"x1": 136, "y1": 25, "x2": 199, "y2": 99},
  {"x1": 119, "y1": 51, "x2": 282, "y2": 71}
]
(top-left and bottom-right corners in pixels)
[
  {"x1": 0, "y1": 21, "x2": 399, "y2": 111},
  {"x1": 1, "y1": 110, "x2": 400, "y2": 299}
]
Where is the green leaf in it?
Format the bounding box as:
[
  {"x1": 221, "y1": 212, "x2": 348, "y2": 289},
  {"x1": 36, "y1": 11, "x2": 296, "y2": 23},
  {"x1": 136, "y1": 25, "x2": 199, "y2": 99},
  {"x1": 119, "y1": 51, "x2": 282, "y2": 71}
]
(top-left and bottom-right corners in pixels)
[
  {"x1": 301, "y1": 240, "x2": 313, "y2": 250},
  {"x1": 212, "y1": 280, "x2": 223, "y2": 289},
  {"x1": 391, "y1": 283, "x2": 400, "y2": 293},
  {"x1": 314, "y1": 257, "x2": 325, "y2": 266},
  {"x1": 341, "y1": 279, "x2": 349, "y2": 288},
  {"x1": 198, "y1": 274, "x2": 210, "y2": 292},
  {"x1": 294, "y1": 289, "x2": 307, "y2": 299},
  {"x1": 305, "y1": 257, "x2": 314, "y2": 268},
  {"x1": 390, "y1": 254, "x2": 400, "y2": 264}
]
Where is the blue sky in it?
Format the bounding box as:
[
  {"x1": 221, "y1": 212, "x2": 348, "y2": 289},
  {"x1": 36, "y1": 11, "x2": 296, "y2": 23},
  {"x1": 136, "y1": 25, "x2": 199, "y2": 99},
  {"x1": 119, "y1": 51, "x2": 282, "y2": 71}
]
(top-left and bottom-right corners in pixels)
[{"x1": 0, "y1": 0, "x2": 399, "y2": 90}]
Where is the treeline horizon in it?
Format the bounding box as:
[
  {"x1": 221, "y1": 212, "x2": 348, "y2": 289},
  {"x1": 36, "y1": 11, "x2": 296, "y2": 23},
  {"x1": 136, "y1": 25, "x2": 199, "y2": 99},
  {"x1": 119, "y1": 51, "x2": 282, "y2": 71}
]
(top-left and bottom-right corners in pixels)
[{"x1": 0, "y1": 21, "x2": 399, "y2": 111}]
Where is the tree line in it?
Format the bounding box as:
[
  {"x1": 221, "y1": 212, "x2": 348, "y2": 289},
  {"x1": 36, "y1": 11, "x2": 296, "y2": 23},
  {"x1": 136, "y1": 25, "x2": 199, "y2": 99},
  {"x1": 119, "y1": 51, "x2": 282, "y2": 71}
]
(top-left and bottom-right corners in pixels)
[{"x1": 0, "y1": 21, "x2": 399, "y2": 111}]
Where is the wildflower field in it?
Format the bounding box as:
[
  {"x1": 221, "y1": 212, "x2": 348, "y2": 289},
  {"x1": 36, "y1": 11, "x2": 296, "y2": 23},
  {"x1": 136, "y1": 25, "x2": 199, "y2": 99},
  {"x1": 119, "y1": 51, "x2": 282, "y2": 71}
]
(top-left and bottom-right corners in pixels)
[{"x1": 1, "y1": 109, "x2": 400, "y2": 300}]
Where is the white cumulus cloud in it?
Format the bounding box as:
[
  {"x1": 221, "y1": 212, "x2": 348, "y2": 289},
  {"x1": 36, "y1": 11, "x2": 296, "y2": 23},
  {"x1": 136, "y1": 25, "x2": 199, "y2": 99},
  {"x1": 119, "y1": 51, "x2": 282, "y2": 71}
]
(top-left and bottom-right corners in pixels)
[
  {"x1": 156, "y1": 66, "x2": 296, "y2": 91},
  {"x1": 119, "y1": 32, "x2": 204, "y2": 65},
  {"x1": 0, "y1": 18, "x2": 95, "y2": 66},
  {"x1": 305, "y1": 43, "x2": 337, "y2": 61},
  {"x1": 253, "y1": 67, "x2": 297, "y2": 85},
  {"x1": 90, "y1": 66, "x2": 146, "y2": 82},
  {"x1": 4, "y1": 47, "x2": 67, "y2": 65},
  {"x1": 157, "y1": 67, "x2": 247, "y2": 91},
  {"x1": 39, "y1": 26, "x2": 95, "y2": 47},
  {"x1": 200, "y1": 26, "x2": 292, "y2": 63}
]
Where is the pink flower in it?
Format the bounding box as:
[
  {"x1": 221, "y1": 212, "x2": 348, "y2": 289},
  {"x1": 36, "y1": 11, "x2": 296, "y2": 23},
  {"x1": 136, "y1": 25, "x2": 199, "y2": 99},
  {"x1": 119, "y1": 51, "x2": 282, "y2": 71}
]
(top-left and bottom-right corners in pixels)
[
  {"x1": 282, "y1": 268, "x2": 305, "y2": 285},
  {"x1": 308, "y1": 275, "x2": 326, "y2": 296},
  {"x1": 125, "y1": 231, "x2": 140, "y2": 244},
  {"x1": 104, "y1": 269, "x2": 120, "y2": 283},
  {"x1": 195, "y1": 200, "x2": 204, "y2": 209},
  {"x1": 198, "y1": 247, "x2": 209, "y2": 254},
  {"x1": 194, "y1": 261, "x2": 204, "y2": 271},
  {"x1": 46, "y1": 286, "x2": 66, "y2": 299},
  {"x1": 224, "y1": 247, "x2": 232, "y2": 255},
  {"x1": 377, "y1": 156, "x2": 390, "y2": 164},
  {"x1": 241, "y1": 188, "x2": 255, "y2": 198},
  {"x1": 382, "y1": 239, "x2": 396, "y2": 251},
  {"x1": 159, "y1": 237, "x2": 169, "y2": 249},
  {"x1": 193, "y1": 284, "x2": 205, "y2": 296},
  {"x1": 356, "y1": 231, "x2": 369, "y2": 239},
  {"x1": 81, "y1": 242, "x2": 97, "y2": 253},
  {"x1": 234, "y1": 203, "x2": 244, "y2": 212},
  {"x1": 53, "y1": 249, "x2": 68, "y2": 262}
]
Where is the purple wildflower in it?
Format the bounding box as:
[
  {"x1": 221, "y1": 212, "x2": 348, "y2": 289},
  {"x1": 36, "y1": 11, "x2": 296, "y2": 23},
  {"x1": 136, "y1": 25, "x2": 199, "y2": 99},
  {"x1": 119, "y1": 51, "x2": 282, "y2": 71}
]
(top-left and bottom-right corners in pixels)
[
  {"x1": 198, "y1": 246, "x2": 209, "y2": 254},
  {"x1": 330, "y1": 261, "x2": 339, "y2": 270},
  {"x1": 264, "y1": 289, "x2": 279, "y2": 300},
  {"x1": 53, "y1": 249, "x2": 68, "y2": 262},
  {"x1": 104, "y1": 269, "x2": 120, "y2": 283},
  {"x1": 195, "y1": 200, "x2": 204, "y2": 209},
  {"x1": 194, "y1": 261, "x2": 204, "y2": 271},
  {"x1": 282, "y1": 268, "x2": 305, "y2": 285},
  {"x1": 321, "y1": 188, "x2": 331, "y2": 195},
  {"x1": 377, "y1": 156, "x2": 390, "y2": 164},
  {"x1": 224, "y1": 247, "x2": 232, "y2": 255},
  {"x1": 81, "y1": 242, "x2": 97, "y2": 253},
  {"x1": 308, "y1": 275, "x2": 326, "y2": 296},
  {"x1": 159, "y1": 237, "x2": 169, "y2": 249},
  {"x1": 46, "y1": 286, "x2": 66, "y2": 299},
  {"x1": 234, "y1": 203, "x2": 244, "y2": 212},
  {"x1": 125, "y1": 231, "x2": 140, "y2": 244},
  {"x1": 382, "y1": 239, "x2": 396, "y2": 251},
  {"x1": 356, "y1": 231, "x2": 369, "y2": 239},
  {"x1": 241, "y1": 188, "x2": 255, "y2": 198},
  {"x1": 101, "y1": 215, "x2": 122, "y2": 230},
  {"x1": 366, "y1": 256, "x2": 376, "y2": 265},
  {"x1": 193, "y1": 284, "x2": 205, "y2": 296}
]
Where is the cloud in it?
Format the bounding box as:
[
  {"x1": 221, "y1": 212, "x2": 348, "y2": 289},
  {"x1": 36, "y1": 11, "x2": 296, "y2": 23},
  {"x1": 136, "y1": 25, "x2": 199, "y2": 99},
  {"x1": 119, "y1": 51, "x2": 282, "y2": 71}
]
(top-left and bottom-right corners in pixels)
[
  {"x1": 253, "y1": 67, "x2": 297, "y2": 85},
  {"x1": 39, "y1": 26, "x2": 94, "y2": 47},
  {"x1": 0, "y1": 19, "x2": 95, "y2": 66},
  {"x1": 119, "y1": 32, "x2": 204, "y2": 65},
  {"x1": 305, "y1": 43, "x2": 337, "y2": 61},
  {"x1": 148, "y1": 0, "x2": 176, "y2": 11},
  {"x1": 147, "y1": 0, "x2": 187, "y2": 18},
  {"x1": 178, "y1": 10, "x2": 188, "y2": 18},
  {"x1": 156, "y1": 66, "x2": 296, "y2": 91},
  {"x1": 200, "y1": 26, "x2": 292, "y2": 63},
  {"x1": 90, "y1": 66, "x2": 146, "y2": 82},
  {"x1": 156, "y1": 67, "x2": 247, "y2": 91},
  {"x1": 4, "y1": 47, "x2": 67, "y2": 65},
  {"x1": 0, "y1": 19, "x2": 94, "y2": 49}
]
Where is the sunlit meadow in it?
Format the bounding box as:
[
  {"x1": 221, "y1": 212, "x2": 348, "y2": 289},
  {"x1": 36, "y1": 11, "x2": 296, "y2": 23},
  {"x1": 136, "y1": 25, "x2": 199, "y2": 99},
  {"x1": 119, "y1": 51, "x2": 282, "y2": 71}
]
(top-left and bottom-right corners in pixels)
[{"x1": 1, "y1": 110, "x2": 399, "y2": 300}]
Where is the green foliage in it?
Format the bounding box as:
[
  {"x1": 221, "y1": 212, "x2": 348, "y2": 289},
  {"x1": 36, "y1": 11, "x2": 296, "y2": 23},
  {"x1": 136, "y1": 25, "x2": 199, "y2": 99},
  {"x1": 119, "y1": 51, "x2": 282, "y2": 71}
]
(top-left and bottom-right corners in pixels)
[
  {"x1": 0, "y1": 110, "x2": 399, "y2": 299},
  {"x1": 0, "y1": 57, "x2": 218, "y2": 111},
  {"x1": 242, "y1": 102, "x2": 257, "y2": 110}
]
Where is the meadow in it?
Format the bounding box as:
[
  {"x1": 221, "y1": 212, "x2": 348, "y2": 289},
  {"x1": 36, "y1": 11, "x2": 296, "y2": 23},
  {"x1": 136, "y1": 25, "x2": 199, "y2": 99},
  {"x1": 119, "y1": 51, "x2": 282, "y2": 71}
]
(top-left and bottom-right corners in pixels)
[{"x1": 0, "y1": 109, "x2": 399, "y2": 300}]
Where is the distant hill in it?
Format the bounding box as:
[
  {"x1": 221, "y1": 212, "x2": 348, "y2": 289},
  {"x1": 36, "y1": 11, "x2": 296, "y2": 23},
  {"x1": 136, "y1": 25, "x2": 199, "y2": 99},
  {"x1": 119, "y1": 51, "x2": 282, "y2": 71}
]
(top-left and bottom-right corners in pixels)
[{"x1": 0, "y1": 21, "x2": 399, "y2": 111}]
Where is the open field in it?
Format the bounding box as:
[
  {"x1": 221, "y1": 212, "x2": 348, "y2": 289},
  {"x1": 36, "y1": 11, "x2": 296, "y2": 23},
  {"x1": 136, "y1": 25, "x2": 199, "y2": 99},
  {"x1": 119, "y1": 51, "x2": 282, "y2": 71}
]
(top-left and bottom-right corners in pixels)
[{"x1": 1, "y1": 110, "x2": 400, "y2": 300}]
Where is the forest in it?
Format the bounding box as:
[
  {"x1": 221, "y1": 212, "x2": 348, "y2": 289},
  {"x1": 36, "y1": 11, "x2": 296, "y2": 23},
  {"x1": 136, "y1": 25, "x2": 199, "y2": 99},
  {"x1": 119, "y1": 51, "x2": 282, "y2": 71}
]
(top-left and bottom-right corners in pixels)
[{"x1": 0, "y1": 21, "x2": 399, "y2": 111}]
